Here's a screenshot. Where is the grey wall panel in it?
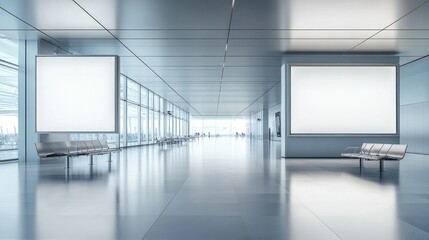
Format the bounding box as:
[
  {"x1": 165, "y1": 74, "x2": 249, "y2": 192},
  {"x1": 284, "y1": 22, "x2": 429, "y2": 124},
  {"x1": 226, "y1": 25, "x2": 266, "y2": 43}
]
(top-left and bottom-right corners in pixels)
[
  {"x1": 283, "y1": 55, "x2": 400, "y2": 158},
  {"x1": 18, "y1": 40, "x2": 39, "y2": 163},
  {"x1": 285, "y1": 136, "x2": 399, "y2": 158},
  {"x1": 400, "y1": 101, "x2": 429, "y2": 154},
  {"x1": 400, "y1": 56, "x2": 429, "y2": 154}
]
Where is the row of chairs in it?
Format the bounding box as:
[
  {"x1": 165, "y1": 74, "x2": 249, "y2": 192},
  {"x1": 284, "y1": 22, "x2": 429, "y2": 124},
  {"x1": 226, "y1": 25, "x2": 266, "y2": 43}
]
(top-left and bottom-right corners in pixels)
[
  {"x1": 341, "y1": 143, "x2": 407, "y2": 172},
  {"x1": 35, "y1": 139, "x2": 119, "y2": 168},
  {"x1": 155, "y1": 135, "x2": 197, "y2": 146}
]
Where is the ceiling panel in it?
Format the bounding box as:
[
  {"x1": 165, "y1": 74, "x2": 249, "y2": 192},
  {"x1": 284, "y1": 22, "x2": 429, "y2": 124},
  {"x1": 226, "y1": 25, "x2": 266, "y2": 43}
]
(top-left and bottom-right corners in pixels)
[
  {"x1": 222, "y1": 76, "x2": 280, "y2": 83},
  {"x1": 70, "y1": 45, "x2": 134, "y2": 56},
  {"x1": 0, "y1": 10, "x2": 32, "y2": 30},
  {"x1": 160, "y1": 76, "x2": 221, "y2": 83},
  {"x1": 44, "y1": 30, "x2": 111, "y2": 39},
  {"x1": 236, "y1": 83, "x2": 281, "y2": 116},
  {"x1": 74, "y1": 0, "x2": 233, "y2": 29},
  {"x1": 225, "y1": 57, "x2": 281, "y2": 67},
  {"x1": 112, "y1": 30, "x2": 228, "y2": 39},
  {"x1": 375, "y1": 30, "x2": 429, "y2": 39},
  {"x1": 123, "y1": 66, "x2": 222, "y2": 78},
  {"x1": 229, "y1": 30, "x2": 378, "y2": 39},
  {"x1": 352, "y1": 39, "x2": 429, "y2": 55},
  {"x1": 140, "y1": 57, "x2": 224, "y2": 67},
  {"x1": 2, "y1": 0, "x2": 429, "y2": 116},
  {"x1": 231, "y1": 0, "x2": 428, "y2": 29},
  {"x1": 387, "y1": 2, "x2": 429, "y2": 29},
  {"x1": 152, "y1": 67, "x2": 222, "y2": 77},
  {"x1": 0, "y1": 0, "x2": 103, "y2": 30},
  {"x1": 223, "y1": 67, "x2": 280, "y2": 77},
  {"x1": 127, "y1": 46, "x2": 226, "y2": 57},
  {"x1": 168, "y1": 83, "x2": 220, "y2": 91},
  {"x1": 55, "y1": 38, "x2": 119, "y2": 47},
  {"x1": 120, "y1": 39, "x2": 226, "y2": 48}
]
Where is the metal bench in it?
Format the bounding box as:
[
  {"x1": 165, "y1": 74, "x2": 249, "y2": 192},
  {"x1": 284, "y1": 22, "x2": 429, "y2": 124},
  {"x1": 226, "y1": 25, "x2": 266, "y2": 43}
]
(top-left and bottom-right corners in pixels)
[
  {"x1": 35, "y1": 139, "x2": 119, "y2": 168},
  {"x1": 341, "y1": 143, "x2": 407, "y2": 172}
]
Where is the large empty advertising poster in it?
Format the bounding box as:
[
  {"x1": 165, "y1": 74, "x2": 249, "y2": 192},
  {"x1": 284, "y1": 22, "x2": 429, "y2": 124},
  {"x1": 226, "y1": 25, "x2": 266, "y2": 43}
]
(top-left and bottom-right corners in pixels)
[
  {"x1": 36, "y1": 56, "x2": 118, "y2": 132},
  {"x1": 290, "y1": 65, "x2": 397, "y2": 134}
]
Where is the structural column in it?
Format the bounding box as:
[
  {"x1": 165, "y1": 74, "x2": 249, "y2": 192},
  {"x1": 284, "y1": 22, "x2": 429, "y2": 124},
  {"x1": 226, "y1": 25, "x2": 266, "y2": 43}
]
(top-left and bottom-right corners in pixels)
[
  {"x1": 280, "y1": 63, "x2": 287, "y2": 157},
  {"x1": 263, "y1": 108, "x2": 269, "y2": 140},
  {"x1": 18, "y1": 40, "x2": 39, "y2": 164}
]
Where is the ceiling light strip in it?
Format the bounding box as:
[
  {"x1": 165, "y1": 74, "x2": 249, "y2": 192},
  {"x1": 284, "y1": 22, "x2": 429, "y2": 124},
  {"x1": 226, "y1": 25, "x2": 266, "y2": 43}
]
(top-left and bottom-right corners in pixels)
[
  {"x1": 72, "y1": 0, "x2": 202, "y2": 116},
  {"x1": 215, "y1": 0, "x2": 236, "y2": 116}
]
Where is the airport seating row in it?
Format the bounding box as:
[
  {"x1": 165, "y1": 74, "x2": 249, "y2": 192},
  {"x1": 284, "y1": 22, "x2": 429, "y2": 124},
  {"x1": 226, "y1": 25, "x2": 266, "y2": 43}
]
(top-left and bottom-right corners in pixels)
[
  {"x1": 341, "y1": 143, "x2": 407, "y2": 172},
  {"x1": 155, "y1": 135, "x2": 197, "y2": 146},
  {"x1": 35, "y1": 139, "x2": 119, "y2": 168}
]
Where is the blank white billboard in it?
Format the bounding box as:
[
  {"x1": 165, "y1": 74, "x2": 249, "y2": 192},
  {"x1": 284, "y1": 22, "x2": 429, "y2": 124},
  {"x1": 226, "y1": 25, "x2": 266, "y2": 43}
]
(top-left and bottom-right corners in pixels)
[
  {"x1": 290, "y1": 65, "x2": 397, "y2": 134},
  {"x1": 36, "y1": 56, "x2": 118, "y2": 132}
]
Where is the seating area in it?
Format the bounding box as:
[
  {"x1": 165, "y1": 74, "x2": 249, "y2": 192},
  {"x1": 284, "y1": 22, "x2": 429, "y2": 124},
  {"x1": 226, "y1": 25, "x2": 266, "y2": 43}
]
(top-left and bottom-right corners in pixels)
[
  {"x1": 35, "y1": 139, "x2": 119, "y2": 168},
  {"x1": 155, "y1": 135, "x2": 197, "y2": 146},
  {"x1": 341, "y1": 143, "x2": 408, "y2": 172}
]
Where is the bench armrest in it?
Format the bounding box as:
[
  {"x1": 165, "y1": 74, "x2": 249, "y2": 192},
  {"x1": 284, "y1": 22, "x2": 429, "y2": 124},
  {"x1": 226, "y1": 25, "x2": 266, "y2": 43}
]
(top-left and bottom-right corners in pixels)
[{"x1": 343, "y1": 147, "x2": 361, "y2": 154}]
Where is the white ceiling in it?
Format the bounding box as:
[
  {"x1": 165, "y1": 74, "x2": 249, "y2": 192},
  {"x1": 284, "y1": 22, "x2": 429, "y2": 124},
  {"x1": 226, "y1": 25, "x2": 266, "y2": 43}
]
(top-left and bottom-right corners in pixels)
[{"x1": 1, "y1": 0, "x2": 429, "y2": 116}]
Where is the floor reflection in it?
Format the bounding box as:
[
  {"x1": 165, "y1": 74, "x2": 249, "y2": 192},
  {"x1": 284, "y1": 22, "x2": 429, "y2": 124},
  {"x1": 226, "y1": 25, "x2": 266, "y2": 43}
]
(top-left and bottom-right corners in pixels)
[{"x1": 0, "y1": 137, "x2": 429, "y2": 239}]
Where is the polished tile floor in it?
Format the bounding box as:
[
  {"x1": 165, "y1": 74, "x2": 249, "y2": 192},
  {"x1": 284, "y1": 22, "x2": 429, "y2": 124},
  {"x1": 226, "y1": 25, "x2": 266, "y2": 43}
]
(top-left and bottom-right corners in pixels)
[{"x1": 1, "y1": 137, "x2": 429, "y2": 240}]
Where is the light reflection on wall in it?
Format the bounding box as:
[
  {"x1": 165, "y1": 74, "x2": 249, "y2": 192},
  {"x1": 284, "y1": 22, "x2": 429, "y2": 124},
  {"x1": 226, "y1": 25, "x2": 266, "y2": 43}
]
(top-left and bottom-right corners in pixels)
[
  {"x1": 285, "y1": 0, "x2": 400, "y2": 52},
  {"x1": 34, "y1": 0, "x2": 118, "y2": 38}
]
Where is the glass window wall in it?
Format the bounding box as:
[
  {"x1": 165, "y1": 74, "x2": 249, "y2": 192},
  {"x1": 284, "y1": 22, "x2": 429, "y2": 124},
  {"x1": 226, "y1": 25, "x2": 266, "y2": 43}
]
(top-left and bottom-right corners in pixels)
[
  {"x1": 0, "y1": 38, "x2": 18, "y2": 161},
  {"x1": 66, "y1": 74, "x2": 190, "y2": 148},
  {"x1": 119, "y1": 100, "x2": 126, "y2": 147},
  {"x1": 141, "y1": 87, "x2": 148, "y2": 106},
  {"x1": 154, "y1": 111, "x2": 159, "y2": 141},
  {"x1": 148, "y1": 110, "x2": 153, "y2": 143},
  {"x1": 154, "y1": 94, "x2": 159, "y2": 111},
  {"x1": 141, "y1": 107, "x2": 148, "y2": 144},
  {"x1": 148, "y1": 91, "x2": 153, "y2": 109},
  {"x1": 127, "y1": 80, "x2": 140, "y2": 104},
  {"x1": 127, "y1": 104, "x2": 139, "y2": 146},
  {"x1": 120, "y1": 75, "x2": 126, "y2": 99}
]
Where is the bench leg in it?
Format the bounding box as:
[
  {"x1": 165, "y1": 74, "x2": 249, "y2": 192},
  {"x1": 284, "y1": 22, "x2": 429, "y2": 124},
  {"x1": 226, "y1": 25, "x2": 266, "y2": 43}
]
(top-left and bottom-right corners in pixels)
[
  {"x1": 108, "y1": 153, "x2": 112, "y2": 162},
  {"x1": 379, "y1": 160, "x2": 384, "y2": 172},
  {"x1": 89, "y1": 155, "x2": 94, "y2": 166},
  {"x1": 359, "y1": 158, "x2": 365, "y2": 169},
  {"x1": 65, "y1": 156, "x2": 71, "y2": 169}
]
